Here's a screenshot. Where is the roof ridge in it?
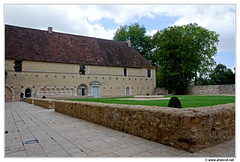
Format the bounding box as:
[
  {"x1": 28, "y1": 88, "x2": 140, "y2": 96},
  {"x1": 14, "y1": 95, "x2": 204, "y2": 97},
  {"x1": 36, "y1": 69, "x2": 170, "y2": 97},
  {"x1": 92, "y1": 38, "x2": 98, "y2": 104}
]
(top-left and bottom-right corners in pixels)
[{"x1": 5, "y1": 24, "x2": 125, "y2": 44}]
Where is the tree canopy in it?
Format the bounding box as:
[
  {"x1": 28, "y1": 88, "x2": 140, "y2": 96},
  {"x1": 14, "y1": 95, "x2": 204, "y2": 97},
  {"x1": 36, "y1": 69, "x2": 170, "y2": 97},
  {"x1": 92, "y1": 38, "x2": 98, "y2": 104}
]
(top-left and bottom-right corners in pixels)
[
  {"x1": 153, "y1": 23, "x2": 219, "y2": 94},
  {"x1": 113, "y1": 23, "x2": 156, "y2": 66},
  {"x1": 113, "y1": 23, "x2": 223, "y2": 94},
  {"x1": 198, "y1": 64, "x2": 235, "y2": 85}
]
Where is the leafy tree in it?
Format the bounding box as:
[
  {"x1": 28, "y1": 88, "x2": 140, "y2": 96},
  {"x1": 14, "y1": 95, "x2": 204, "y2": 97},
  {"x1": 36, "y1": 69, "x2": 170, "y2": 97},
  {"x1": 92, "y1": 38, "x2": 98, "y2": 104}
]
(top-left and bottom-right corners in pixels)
[
  {"x1": 209, "y1": 64, "x2": 235, "y2": 85},
  {"x1": 197, "y1": 64, "x2": 235, "y2": 85},
  {"x1": 153, "y1": 23, "x2": 219, "y2": 94},
  {"x1": 113, "y1": 23, "x2": 156, "y2": 66}
]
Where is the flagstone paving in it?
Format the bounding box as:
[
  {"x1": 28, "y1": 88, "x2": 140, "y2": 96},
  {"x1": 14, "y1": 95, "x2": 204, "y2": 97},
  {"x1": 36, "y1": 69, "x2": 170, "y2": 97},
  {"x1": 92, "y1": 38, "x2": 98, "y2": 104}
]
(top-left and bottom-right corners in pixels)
[{"x1": 5, "y1": 101, "x2": 235, "y2": 157}]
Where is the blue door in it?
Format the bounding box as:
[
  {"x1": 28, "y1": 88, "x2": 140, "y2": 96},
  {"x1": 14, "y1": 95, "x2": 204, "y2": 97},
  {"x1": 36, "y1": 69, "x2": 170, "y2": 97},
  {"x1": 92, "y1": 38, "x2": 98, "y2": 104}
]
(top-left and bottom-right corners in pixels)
[{"x1": 92, "y1": 86, "x2": 99, "y2": 98}]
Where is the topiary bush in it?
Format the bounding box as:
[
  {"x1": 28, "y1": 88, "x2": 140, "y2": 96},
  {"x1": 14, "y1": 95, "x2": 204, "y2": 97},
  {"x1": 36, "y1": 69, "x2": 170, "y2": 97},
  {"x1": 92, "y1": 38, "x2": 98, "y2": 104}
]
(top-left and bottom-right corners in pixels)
[{"x1": 168, "y1": 97, "x2": 182, "y2": 108}]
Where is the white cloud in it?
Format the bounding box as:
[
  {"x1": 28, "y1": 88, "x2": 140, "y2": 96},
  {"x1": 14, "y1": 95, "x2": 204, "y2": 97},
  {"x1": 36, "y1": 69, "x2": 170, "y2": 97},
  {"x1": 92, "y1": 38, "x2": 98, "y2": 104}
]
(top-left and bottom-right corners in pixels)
[
  {"x1": 5, "y1": 5, "x2": 235, "y2": 53},
  {"x1": 146, "y1": 29, "x2": 158, "y2": 37},
  {"x1": 169, "y1": 5, "x2": 235, "y2": 52}
]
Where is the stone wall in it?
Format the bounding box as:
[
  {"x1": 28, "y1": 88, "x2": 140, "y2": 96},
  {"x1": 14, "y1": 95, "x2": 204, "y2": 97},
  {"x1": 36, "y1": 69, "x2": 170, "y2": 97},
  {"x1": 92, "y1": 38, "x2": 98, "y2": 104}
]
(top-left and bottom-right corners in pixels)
[
  {"x1": 23, "y1": 98, "x2": 56, "y2": 109},
  {"x1": 6, "y1": 59, "x2": 156, "y2": 101},
  {"x1": 33, "y1": 99, "x2": 56, "y2": 109},
  {"x1": 50, "y1": 100, "x2": 234, "y2": 153},
  {"x1": 23, "y1": 98, "x2": 33, "y2": 104},
  {"x1": 187, "y1": 84, "x2": 235, "y2": 95},
  {"x1": 154, "y1": 87, "x2": 169, "y2": 95},
  {"x1": 25, "y1": 98, "x2": 235, "y2": 152}
]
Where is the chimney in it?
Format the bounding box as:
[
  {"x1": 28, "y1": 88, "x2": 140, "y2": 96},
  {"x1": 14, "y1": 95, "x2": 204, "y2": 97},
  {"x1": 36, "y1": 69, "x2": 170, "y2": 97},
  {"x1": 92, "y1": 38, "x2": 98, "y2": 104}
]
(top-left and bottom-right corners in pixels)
[
  {"x1": 125, "y1": 40, "x2": 131, "y2": 47},
  {"x1": 48, "y1": 27, "x2": 53, "y2": 34}
]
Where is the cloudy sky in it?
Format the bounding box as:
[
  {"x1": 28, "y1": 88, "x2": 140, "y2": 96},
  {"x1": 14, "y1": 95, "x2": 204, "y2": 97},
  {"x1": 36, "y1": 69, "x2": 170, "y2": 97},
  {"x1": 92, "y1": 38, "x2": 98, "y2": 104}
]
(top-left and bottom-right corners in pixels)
[{"x1": 4, "y1": 4, "x2": 236, "y2": 69}]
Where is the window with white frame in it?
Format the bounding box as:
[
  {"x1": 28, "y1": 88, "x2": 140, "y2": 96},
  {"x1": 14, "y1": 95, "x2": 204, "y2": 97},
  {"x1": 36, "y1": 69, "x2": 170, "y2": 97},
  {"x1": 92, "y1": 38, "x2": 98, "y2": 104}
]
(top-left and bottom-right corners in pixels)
[
  {"x1": 147, "y1": 69, "x2": 151, "y2": 78},
  {"x1": 124, "y1": 68, "x2": 128, "y2": 76}
]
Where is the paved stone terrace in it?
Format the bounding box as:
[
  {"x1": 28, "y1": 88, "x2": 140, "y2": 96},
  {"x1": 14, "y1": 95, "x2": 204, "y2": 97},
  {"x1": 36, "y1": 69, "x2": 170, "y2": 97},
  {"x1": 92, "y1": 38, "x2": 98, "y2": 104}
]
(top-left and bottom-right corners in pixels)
[{"x1": 5, "y1": 102, "x2": 235, "y2": 157}]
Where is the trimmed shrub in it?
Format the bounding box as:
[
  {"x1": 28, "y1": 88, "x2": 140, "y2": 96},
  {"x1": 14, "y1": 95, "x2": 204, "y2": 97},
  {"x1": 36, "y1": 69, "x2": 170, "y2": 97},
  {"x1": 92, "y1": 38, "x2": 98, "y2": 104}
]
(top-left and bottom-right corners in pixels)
[{"x1": 168, "y1": 97, "x2": 182, "y2": 108}]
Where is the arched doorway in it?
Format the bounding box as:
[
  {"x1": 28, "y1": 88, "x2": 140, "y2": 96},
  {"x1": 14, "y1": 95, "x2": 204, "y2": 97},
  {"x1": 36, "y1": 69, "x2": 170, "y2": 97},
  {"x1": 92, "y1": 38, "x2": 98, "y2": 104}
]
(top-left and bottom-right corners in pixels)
[
  {"x1": 5, "y1": 85, "x2": 13, "y2": 101},
  {"x1": 77, "y1": 85, "x2": 88, "y2": 96},
  {"x1": 25, "y1": 88, "x2": 32, "y2": 97}
]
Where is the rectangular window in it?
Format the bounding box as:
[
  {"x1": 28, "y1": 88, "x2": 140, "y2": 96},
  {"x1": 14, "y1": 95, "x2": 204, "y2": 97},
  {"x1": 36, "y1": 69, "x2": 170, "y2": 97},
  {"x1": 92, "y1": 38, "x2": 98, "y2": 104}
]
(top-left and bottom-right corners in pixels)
[
  {"x1": 124, "y1": 68, "x2": 127, "y2": 76},
  {"x1": 79, "y1": 65, "x2": 85, "y2": 75},
  {"x1": 147, "y1": 69, "x2": 151, "y2": 78},
  {"x1": 14, "y1": 61, "x2": 22, "y2": 72}
]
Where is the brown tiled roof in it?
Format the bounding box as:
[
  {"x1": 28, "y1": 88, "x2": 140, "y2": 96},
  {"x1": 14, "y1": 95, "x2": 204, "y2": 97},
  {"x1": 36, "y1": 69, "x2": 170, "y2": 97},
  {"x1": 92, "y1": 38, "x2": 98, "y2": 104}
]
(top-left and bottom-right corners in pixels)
[{"x1": 5, "y1": 25, "x2": 153, "y2": 68}]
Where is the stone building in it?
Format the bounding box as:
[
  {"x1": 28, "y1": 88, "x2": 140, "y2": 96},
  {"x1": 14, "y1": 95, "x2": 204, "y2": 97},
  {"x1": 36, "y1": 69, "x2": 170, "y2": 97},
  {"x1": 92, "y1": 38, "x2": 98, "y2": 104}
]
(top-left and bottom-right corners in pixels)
[{"x1": 5, "y1": 25, "x2": 156, "y2": 101}]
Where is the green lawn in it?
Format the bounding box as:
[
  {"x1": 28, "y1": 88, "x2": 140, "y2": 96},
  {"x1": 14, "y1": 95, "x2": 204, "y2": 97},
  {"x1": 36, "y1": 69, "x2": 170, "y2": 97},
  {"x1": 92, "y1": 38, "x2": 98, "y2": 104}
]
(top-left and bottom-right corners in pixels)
[{"x1": 62, "y1": 95, "x2": 235, "y2": 108}]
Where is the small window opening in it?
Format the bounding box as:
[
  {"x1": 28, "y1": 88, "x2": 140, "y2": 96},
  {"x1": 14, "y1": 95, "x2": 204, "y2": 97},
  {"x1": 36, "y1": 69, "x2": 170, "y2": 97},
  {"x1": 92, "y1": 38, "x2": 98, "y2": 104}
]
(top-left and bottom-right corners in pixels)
[
  {"x1": 14, "y1": 61, "x2": 22, "y2": 72},
  {"x1": 79, "y1": 65, "x2": 85, "y2": 75},
  {"x1": 124, "y1": 68, "x2": 127, "y2": 76},
  {"x1": 147, "y1": 69, "x2": 151, "y2": 78}
]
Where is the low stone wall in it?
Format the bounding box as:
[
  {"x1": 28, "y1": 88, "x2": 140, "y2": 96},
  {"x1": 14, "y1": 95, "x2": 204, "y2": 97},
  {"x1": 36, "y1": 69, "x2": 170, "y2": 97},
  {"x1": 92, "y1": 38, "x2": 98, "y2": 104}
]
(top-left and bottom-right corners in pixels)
[
  {"x1": 154, "y1": 87, "x2": 168, "y2": 95},
  {"x1": 187, "y1": 84, "x2": 235, "y2": 95},
  {"x1": 23, "y1": 98, "x2": 33, "y2": 104},
  {"x1": 52, "y1": 100, "x2": 235, "y2": 153},
  {"x1": 33, "y1": 99, "x2": 56, "y2": 109},
  {"x1": 35, "y1": 96, "x2": 93, "y2": 99}
]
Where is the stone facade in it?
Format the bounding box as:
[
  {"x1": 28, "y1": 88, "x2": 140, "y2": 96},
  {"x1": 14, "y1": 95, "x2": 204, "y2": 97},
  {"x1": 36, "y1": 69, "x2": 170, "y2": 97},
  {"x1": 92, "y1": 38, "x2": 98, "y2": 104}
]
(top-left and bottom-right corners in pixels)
[
  {"x1": 26, "y1": 98, "x2": 235, "y2": 153},
  {"x1": 5, "y1": 59, "x2": 155, "y2": 101},
  {"x1": 5, "y1": 25, "x2": 155, "y2": 101},
  {"x1": 187, "y1": 84, "x2": 235, "y2": 95}
]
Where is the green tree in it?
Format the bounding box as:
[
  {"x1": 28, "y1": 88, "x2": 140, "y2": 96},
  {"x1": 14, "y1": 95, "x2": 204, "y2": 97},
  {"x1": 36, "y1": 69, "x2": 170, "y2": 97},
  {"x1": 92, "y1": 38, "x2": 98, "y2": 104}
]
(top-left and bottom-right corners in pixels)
[
  {"x1": 209, "y1": 64, "x2": 235, "y2": 85},
  {"x1": 153, "y1": 23, "x2": 219, "y2": 94},
  {"x1": 113, "y1": 23, "x2": 156, "y2": 66}
]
